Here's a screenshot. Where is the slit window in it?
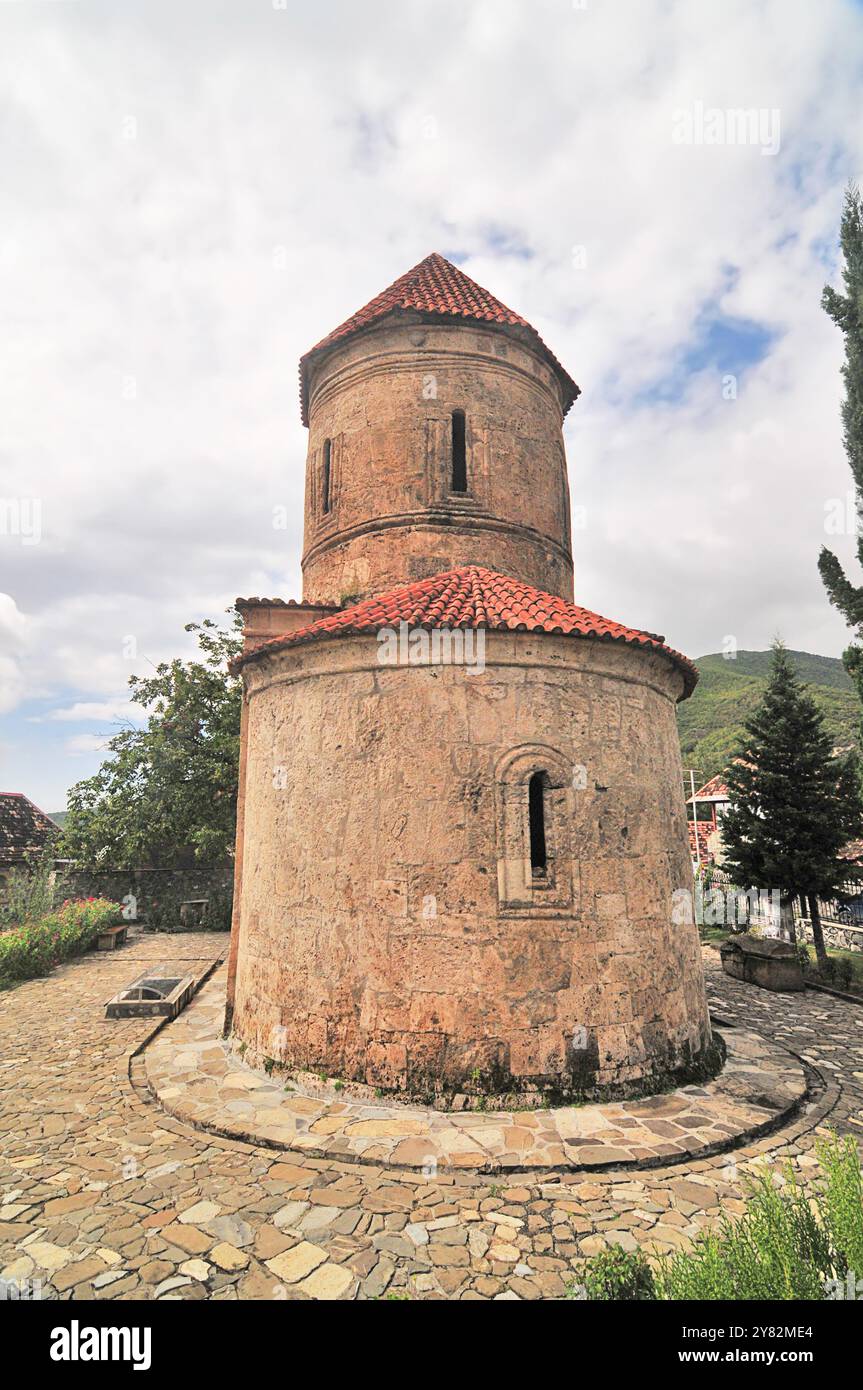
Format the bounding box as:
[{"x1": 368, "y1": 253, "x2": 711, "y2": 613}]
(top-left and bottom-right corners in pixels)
[
  {"x1": 528, "y1": 772, "x2": 547, "y2": 874},
  {"x1": 451, "y1": 410, "x2": 467, "y2": 492},
  {"x1": 322, "y1": 439, "x2": 332, "y2": 514}
]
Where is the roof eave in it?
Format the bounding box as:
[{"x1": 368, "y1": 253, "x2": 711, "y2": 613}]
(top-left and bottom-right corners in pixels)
[
  {"x1": 232, "y1": 621, "x2": 697, "y2": 698},
  {"x1": 299, "y1": 308, "x2": 580, "y2": 427}
]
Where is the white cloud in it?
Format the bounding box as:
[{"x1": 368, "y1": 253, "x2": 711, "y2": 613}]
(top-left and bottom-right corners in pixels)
[
  {"x1": 64, "y1": 733, "x2": 113, "y2": 757},
  {"x1": 1, "y1": 0, "x2": 862, "y2": 806},
  {"x1": 0, "y1": 593, "x2": 29, "y2": 713},
  {"x1": 35, "y1": 699, "x2": 140, "y2": 724}
]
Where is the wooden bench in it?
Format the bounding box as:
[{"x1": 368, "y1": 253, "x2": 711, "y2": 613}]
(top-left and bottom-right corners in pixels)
[{"x1": 97, "y1": 923, "x2": 129, "y2": 951}]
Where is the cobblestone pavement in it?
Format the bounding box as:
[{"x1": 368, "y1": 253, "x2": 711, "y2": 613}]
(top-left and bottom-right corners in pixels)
[
  {"x1": 147, "y1": 971, "x2": 807, "y2": 1171},
  {"x1": 0, "y1": 932, "x2": 860, "y2": 1301}
]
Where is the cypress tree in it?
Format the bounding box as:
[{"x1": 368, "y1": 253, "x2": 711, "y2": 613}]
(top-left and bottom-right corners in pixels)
[
  {"x1": 720, "y1": 642, "x2": 862, "y2": 972},
  {"x1": 819, "y1": 184, "x2": 863, "y2": 648}
]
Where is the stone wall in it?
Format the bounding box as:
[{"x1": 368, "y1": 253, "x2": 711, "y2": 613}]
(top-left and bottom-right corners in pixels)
[
  {"x1": 59, "y1": 865, "x2": 233, "y2": 931},
  {"x1": 798, "y1": 917, "x2": 863, "y2": 953},
  {"x1": 229, "y1": 630, "x2": 712, "y2": 1101},
  {"x1": 301, "y1": 318, "x2": 574, "y2": 605}
]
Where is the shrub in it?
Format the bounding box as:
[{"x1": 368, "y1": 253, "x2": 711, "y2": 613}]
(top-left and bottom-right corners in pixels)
[
  {"x1": 656, "y1": 1161, "x2": 832, "y2": 1300},
  {"x1": 815, "y1": 1131, "x2": 863, "y2": 1281},
  {"x1": 0, "y1": 898, "x2": 122, "y2": 985},
  {"x1": 0, "y1": 843, "x2": 59, "y2": 927},
  {"x1": 570, "y1": 1132, "x2": 863, "y2": 1301},
  {"x1": 568, "y1": 1246, "x2": 657, "y2": 1300},
  {"x1": 807, "y1": 952, "x2": 856, "y2": 992}
]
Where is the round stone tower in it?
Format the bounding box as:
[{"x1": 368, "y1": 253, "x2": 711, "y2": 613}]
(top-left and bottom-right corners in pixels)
[
  {"x1": 226, "y1": 254, "x2": 714, "y2": 1105},
  {"x1": 299, "y1": 252, "x2": 578, "y2": 605}
]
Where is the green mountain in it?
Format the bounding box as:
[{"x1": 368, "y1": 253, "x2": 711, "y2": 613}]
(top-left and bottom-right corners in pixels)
[{"x1": 677, "y1": 649, "x2": 860, "y2": 784}]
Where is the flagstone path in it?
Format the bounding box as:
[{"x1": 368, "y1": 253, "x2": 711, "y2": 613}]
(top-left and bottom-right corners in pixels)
[
  {"x1": 1, "y1": 930, "x2": 860, "y2": 1301},
  {"x1": 146, "y1": 970, "x2": 807, "y2": 1172}
]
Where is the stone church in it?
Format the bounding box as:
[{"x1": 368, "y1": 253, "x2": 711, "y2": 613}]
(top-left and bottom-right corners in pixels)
[{"x1": 225, "y1": 252, "x2": 713, "y2": 1103}]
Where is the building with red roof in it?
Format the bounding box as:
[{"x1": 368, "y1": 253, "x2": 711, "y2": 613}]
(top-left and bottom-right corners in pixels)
[
  {"x1": 0, "y1": 792, "x2": 59, "y2": 884},
  {"x1": 686, "y1": 772, "x2": 732, "y2": 864},
  {"x1": 226, "y1": 254, "x2": 712, "y2": 1103}
]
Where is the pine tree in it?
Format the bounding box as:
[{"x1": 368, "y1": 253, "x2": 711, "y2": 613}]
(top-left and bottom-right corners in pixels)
[
  {"x1": 819, "y1": 184, "x2": 863, "y2": 652},
  {"x1": 720, "y1": 642, "x2": 862, "y2": 971}
]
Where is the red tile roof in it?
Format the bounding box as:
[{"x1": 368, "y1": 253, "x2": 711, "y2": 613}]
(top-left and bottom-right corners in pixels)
[
  {"x1": 0, "y1": 792, "x2": 59, "y2": 867},
  {"x1": 298, "y1": 252, "x2": 580, "y2": 425},
  {"x1": 691, "y1": 773, "x2": 730, "y2": 801},
  {"x1": 234, "y1": 566, "x2": 697, "y2": 696}
]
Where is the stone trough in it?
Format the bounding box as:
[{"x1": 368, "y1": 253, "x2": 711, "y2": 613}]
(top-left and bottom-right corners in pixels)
[
  {"x1": 106, "y1": 971, "x2": 195, "y2": 1020},
  {"x1": 720, "y1": 934, "x2": 805, "y2": 992}
]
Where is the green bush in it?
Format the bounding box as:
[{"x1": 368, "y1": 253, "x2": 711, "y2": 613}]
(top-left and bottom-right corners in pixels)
[
  {"x1": 567, "y1": 1245, "x2": 657, "y2": 1300},
  {"x1": 799, "y1": 945, "x2": 861, "y2": 992},
  {"x1": 814, "y1": 1131, "x2": 863, "y2": 1281},
  {"x1": 0, "y1": 844, "x2": 59, "y2": 927},
  {"x1": 657, "y1": 1161, "x2": 831, "y2": 1300},
  {"x1": 0, "y1": 898, "x2": 122, "y2": 985},
  {"x1": 570, "y1": 1132, "x2": 863, "y2": 1301}
]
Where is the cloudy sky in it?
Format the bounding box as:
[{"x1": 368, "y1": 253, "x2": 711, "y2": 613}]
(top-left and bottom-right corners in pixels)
[{"x1": 1, "y1": 0, "x2": 862, "y2": 811}]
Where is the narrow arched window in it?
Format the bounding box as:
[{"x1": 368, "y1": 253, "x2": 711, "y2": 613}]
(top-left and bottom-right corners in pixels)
[
  {"x1": 451, "y1": 410, "x2": 467, "y2": 492},
  {"x1": 528, "y1": 771, "x2": 547, "y2": 874},
  {"x1": 321, "y1": 439, "x2": 332, "y2": 514}
]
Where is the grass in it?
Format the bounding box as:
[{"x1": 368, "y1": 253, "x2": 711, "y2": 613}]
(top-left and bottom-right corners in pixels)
[
  {"x1": 800, "y1": 942, "x2": 863, "y2": 988},
  {"x1": 567, "y1": 1131, "x2": 863, "y2": 1301},
  {"x1": 699, "y1": 926, "x2": 731, "y2": 946}
]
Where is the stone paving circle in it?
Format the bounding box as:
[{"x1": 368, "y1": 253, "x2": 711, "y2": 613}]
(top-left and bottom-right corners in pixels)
[{"x1": 145, "y1": 967, "x2": 808, "y2": 1174}]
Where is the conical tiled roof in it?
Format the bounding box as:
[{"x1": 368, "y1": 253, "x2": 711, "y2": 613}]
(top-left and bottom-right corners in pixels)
[
  {"x1": 234, "y1": 566, "x2": 697, "y2": 697},
  {"x1": 299, "y1": 252, "x2": 579, "y2": 424}
]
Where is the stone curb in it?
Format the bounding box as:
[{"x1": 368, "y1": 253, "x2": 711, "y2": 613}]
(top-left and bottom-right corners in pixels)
[
  {"x1": 141, "y1": 971, "x2": 822, "y2": 1178},
  {"x1": 126, "y1": 950, "x2": 227, "y2": 1072}
]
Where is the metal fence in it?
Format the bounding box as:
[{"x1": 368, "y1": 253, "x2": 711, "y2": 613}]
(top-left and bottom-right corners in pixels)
[{"x1": 700, "y1": 869, "x2": 863, "y2": 948}]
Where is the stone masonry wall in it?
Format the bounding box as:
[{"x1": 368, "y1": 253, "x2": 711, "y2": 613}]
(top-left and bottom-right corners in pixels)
[
  {"x1": 230, "y1": 631, "x2": 712, "y2": 1101},
  {"x1": 799, "y1": 917, "x2": 863, "y2": 953},
  {"x1": 60, "y1": 865, "x2": 233, "y2": 931},
  {"x1": 301, "y1": 318, "x2": 574, "y2": 606}
]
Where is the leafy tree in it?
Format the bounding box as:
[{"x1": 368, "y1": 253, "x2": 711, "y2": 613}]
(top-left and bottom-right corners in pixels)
[
  {"x1": 720, "y1": 642, "x2": 862, "y2": 970},
  {"x1": 819, "y1": 184, "x2": 863, "y2": 688},
  {"x1": 60, "y1": 614, "x2": 242, "y2": 869}
]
